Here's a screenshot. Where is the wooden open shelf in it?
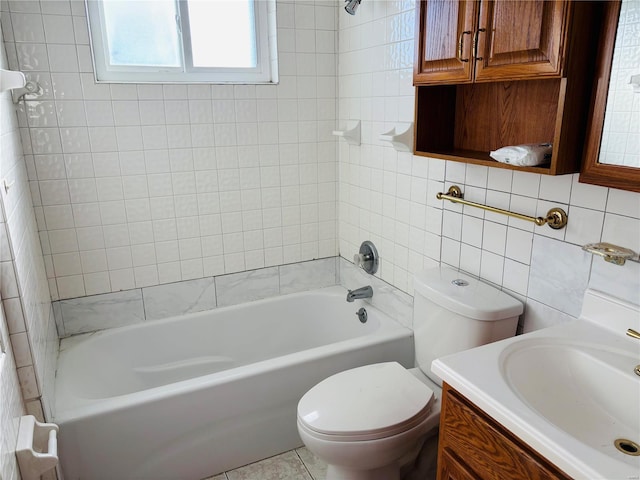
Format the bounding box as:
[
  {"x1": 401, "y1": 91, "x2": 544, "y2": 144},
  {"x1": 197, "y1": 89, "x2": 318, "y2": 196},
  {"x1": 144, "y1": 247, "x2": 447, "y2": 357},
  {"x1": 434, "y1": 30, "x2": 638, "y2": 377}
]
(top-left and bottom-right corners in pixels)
[{"x1": 414, "y1": 77, "x2": 588, "y2": 175}]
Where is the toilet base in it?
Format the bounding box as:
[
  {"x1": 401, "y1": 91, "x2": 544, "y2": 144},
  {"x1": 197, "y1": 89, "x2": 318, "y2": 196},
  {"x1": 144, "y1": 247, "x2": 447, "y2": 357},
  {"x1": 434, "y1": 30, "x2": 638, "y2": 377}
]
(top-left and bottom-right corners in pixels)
[
  {"x1": 322, "y1": 430, "x2": 439, "y2": 480},
  {"x1": 297, "y1": 368, "x2": 443, "y2": 480},
  {"x1": 326, "y1": 463, "x2": 400, "y2": 480}
]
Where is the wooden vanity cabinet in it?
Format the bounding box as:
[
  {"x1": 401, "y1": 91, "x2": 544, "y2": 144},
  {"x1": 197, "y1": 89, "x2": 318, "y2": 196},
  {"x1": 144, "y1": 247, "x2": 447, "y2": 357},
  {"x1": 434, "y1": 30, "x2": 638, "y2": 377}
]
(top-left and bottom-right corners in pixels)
[
  {"x1": 437, "y1": 383, "x2": 571, "y2": 480},
  {"x1": 413, "y1": 0, "x2": 602, "y2": 175}
]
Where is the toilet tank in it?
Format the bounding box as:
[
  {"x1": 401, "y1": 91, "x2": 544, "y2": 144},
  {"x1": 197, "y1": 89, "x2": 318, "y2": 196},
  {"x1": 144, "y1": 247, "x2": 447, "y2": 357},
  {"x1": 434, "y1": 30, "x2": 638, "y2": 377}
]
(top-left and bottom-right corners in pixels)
[{"x1": 413, "y1": 267, "x2": 523, "y2": 386}]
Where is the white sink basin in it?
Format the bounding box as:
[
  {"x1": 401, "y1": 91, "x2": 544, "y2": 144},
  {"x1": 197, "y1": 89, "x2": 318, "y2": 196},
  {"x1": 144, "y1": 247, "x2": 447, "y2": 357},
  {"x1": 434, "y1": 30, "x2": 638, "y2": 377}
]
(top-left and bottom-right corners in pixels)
[
  {"x1": 432, "y1": 289, "x2": 640, "y2": 480},
  {"x1": 501, "y1": 339, "x2": 640, "y2": 459}
]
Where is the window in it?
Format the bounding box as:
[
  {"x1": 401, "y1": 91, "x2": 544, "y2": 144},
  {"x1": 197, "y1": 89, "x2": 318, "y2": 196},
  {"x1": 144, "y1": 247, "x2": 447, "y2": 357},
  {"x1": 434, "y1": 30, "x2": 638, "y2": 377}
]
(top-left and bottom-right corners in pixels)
[{"x1": 86, "y1": 0, "x2": 278, "y2": 83}]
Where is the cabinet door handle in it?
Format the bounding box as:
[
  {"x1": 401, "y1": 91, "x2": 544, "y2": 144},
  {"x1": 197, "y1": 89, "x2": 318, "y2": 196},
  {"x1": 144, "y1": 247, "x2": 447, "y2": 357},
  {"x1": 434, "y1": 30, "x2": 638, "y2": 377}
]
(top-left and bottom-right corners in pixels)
[
  {"x1": 473, "y1": 28, "x2": 486, "y2": 61},
  {"x1": 457, "y1": 31, "x2": 472, "y2": 62}
]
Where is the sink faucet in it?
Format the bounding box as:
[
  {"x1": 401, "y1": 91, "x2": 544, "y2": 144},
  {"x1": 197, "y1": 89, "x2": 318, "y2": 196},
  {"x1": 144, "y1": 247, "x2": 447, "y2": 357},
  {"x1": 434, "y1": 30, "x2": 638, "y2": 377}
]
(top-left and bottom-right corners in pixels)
[
  {"x1": 626, "y1": 330, "x2": 640, "y2": 377},
  {"x1": 346, "y1": 286, "x2": 373, "y2": 302}
]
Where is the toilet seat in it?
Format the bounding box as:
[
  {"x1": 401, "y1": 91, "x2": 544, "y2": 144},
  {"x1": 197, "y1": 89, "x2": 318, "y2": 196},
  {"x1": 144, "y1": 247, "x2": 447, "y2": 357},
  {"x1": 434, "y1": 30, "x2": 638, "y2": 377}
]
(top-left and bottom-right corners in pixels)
[{"x1": 297, "y1": 362, "x2": 435, "y2": 441}]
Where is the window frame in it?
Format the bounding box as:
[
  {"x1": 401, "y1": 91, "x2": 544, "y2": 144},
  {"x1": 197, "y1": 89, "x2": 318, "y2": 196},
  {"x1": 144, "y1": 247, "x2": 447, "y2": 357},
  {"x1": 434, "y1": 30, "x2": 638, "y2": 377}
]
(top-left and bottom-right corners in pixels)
[{"x1": 85, "y1": 0, "x2": 278, "y2": 84}]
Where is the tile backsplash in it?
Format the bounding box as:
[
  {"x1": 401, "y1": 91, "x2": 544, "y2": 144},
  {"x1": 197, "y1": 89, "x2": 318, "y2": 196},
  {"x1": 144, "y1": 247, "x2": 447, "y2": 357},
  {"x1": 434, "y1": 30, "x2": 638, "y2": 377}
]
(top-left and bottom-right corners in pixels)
[
  {"x1": 54, "y1": 257, "x2": 339, "y2": 336},
  {"x1": 53, "y1": 256, "x2": 419, "y2": 338},
  {"x1": 1, "y1": 0, "x2": 339, "y2": 301}
]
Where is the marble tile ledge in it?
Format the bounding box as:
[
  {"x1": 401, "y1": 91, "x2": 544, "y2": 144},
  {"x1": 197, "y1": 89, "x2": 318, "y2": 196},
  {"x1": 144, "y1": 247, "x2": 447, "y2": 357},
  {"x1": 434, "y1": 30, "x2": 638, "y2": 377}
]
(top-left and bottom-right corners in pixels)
[
  {"x1": 54, "y1": 257, "x2": 340, "y2": 337},
  {"x1": 338, "y1": 257, "x2": 414, "y2": 330}
]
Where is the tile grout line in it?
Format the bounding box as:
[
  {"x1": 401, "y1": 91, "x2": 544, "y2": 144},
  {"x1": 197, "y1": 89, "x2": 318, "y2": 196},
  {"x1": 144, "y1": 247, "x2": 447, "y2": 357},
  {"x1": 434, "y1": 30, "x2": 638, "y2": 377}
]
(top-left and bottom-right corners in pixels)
[{"x1": 295, "y1": 448, "x2": 315, "y2": 480}]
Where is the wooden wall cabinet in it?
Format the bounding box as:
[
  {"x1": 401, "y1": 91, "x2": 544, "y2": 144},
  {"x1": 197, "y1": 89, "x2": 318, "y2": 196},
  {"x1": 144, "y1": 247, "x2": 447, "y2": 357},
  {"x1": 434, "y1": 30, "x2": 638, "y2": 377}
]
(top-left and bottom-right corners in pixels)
[
  {"x1": 413, "y1": 0, "x2": 602, "y2": 175},
  {"x1": 437, "y1": 383, "x2": 571, "y2": 480},
  {"x1": 414, "y1": 0, "x2": 477, "y2": 85},
  {"x1": 414, "y1": 0, "x2": 568, "y2": 84}
]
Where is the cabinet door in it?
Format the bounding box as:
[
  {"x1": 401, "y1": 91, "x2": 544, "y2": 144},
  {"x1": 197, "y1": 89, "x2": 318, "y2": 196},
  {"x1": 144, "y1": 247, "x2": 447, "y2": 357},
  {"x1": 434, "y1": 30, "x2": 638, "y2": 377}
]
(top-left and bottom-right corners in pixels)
[
  {"x1": 438, "y1": 385, "x2": 573, "y2": 480},
  {"x1": 414, "y1": 0, "x2": 477, "y2": 85},
  {"x1": 474, "y1": 0, "x2": 568, "y2": 81},
  {"x1": 438, "y1": 449, "x2": 482, "y2": 480}
]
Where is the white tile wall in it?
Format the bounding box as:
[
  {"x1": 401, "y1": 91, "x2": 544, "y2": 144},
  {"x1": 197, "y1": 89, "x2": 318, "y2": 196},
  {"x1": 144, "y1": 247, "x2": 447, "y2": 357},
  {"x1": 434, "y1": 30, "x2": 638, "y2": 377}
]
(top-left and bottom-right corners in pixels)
[
  {"x1": 3, "y1": 0, "x2": 340, "y2": 301},
  {"x1": 1, "y1": 9, "x2": 30, "y2": 480},
  {"x1": 338, "y1": 0, "x2": 640, "y2": 332},
  {"x1": 2, "y1": 2, "x2": 58, "y2": 427}
]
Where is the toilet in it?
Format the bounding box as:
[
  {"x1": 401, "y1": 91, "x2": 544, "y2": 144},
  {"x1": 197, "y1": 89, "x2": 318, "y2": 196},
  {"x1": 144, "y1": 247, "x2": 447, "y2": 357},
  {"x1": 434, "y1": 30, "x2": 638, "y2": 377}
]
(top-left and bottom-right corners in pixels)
[{"x1": 297, "y1": 266, "x2": 524, "y2": 480}]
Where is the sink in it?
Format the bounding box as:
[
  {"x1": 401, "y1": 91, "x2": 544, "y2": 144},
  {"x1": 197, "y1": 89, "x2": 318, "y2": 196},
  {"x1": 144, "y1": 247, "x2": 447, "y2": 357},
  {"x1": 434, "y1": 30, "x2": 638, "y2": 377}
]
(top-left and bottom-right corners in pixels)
[
  {"x1": 431, "y1": 288, "x2": 640, "y2": 480},
  {"x1": 501, "y1": 339, "x2": 640, "y2": 460}
]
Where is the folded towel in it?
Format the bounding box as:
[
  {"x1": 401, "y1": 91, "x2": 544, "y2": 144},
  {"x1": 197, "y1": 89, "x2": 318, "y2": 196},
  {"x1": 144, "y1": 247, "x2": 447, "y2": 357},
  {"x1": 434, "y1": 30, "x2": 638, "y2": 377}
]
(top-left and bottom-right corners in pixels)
[{"x1": 489, "y1": 143, "x2": 552, "y2": 167}]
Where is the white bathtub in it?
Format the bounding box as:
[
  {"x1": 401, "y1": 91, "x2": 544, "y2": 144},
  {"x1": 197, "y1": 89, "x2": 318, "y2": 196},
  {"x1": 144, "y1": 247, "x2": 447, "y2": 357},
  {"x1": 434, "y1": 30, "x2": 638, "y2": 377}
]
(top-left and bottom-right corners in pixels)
[{"x1": 54, "y1": 286, "x2": 414, "y2": 480}]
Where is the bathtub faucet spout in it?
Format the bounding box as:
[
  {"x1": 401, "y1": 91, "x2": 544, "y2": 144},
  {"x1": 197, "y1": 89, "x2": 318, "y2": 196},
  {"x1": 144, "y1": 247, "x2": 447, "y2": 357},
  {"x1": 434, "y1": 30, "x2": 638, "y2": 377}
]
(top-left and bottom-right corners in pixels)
[{"x1": 346, "y1": 286, "x2": 373, "y2": 302}]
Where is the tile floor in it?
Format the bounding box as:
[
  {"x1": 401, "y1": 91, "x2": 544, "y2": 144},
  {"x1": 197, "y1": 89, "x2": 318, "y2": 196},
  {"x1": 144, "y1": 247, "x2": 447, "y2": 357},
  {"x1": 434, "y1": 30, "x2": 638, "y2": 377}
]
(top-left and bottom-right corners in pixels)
[{"x1": 203, "y1": 447, "x2": 327, "y2": 480}]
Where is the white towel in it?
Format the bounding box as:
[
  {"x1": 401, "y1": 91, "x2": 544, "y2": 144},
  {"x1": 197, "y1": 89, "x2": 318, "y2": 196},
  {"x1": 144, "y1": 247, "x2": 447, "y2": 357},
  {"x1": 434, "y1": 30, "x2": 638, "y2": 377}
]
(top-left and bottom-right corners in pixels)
[{"x1": 489, "y1": 143, "x2": 552, "y2": 167}]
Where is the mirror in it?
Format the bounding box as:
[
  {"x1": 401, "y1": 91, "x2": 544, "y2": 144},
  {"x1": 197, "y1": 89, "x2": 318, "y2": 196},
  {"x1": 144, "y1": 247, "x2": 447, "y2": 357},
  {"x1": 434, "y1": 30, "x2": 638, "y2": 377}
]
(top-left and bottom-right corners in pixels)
[{"x1": 580, "y1": 0, "x2": 640, "y2": 193}]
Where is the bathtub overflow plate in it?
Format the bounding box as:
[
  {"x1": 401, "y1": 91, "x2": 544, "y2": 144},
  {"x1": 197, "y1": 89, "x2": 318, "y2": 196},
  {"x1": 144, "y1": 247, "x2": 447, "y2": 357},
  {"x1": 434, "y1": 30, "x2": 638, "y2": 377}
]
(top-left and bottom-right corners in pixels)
[{"x1": 451, "y1": 279, "x2": 469, "y2": 287}]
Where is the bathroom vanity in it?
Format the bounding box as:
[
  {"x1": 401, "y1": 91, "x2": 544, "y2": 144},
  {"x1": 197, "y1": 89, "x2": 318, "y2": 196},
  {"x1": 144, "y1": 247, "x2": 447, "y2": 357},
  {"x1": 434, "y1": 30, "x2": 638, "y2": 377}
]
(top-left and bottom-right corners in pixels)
[
  {"x1": 432, "y1": 289, "x2": 640, "y2": 480},
  {"x1": 437, "y1": 384, "x2": 570, "y2": 480}
]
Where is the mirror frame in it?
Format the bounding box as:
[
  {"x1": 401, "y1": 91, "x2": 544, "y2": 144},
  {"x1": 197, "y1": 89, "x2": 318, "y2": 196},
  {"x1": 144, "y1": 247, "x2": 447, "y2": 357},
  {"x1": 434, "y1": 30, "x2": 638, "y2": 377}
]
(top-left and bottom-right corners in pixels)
[{"x1": 580, "y1": 0, "x2": 640, "y2": 193}]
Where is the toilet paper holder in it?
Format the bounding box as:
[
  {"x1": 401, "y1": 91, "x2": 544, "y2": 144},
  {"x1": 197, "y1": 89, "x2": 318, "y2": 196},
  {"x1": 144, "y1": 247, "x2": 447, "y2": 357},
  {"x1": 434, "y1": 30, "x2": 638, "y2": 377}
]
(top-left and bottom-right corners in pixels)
[{"x1": 16, "y1": 415, "x2": 59, "y2": 480}]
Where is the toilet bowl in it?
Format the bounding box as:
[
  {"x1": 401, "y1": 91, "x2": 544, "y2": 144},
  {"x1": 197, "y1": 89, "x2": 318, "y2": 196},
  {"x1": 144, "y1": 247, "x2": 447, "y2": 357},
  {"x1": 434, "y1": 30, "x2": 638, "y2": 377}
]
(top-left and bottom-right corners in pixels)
[
  {"x1": 297, "y1": 363, "x2": 441, "y2": 480},
  {"x1": 297, "y1": 267, "x2": 523, "y2": 480}
]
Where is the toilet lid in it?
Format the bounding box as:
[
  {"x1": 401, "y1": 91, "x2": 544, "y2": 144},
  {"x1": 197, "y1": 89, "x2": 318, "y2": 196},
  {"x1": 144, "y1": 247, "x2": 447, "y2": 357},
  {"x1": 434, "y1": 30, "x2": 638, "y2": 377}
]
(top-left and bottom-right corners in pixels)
[{"x1": 297, "y1": 362, "x2": 435, "y2": 440}]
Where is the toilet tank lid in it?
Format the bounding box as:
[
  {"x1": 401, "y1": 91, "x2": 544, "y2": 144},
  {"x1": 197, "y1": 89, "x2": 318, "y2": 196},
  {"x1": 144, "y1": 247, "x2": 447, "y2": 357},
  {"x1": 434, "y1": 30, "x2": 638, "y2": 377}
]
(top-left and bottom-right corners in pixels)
[{"x1": 413, "y1": 267, "x2": 523, "y2": 321}]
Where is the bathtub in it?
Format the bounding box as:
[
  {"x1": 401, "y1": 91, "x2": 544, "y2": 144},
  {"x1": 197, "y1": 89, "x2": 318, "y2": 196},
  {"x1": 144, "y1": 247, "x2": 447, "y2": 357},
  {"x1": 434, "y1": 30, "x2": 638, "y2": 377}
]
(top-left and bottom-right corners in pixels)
[{"x1": 54, "y1": 286, "x2": 414, "y2": 480}]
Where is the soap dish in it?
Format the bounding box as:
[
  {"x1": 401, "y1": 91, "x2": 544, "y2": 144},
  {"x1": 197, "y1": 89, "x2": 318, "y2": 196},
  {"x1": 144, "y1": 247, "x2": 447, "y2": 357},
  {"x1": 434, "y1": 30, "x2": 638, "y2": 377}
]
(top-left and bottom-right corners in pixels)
[
  {"x1": 16, "y1": 415, "x2": 59, "y2": 480},
  {"x1": 582, "y1": 242, "x2": 639, "y2": 266}
]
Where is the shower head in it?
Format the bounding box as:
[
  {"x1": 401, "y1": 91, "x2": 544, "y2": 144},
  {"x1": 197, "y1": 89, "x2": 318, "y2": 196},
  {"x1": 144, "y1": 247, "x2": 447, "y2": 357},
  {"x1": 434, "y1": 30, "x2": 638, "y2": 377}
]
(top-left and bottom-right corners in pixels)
[{"x1": 344, "y1": 0, "x2": 361, "y2": 15}]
